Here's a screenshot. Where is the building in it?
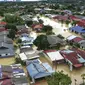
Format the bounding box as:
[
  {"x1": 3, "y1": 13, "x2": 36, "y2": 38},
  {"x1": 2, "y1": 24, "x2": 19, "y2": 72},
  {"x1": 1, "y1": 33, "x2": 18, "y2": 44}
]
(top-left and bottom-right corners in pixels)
[
  {"x1": 47, "y1": 35, "x2": 65, "y2": 47},
  {"x1": 26, "y1": 59, "x2": 54, "y2": 83},
  {"x1": 0, "y1": 42, "x2": 14, "y2": 58},
  {"x1": 44, "y1": 50, "x2": 64, "y2": 64},
  {"x1": 60, "y1": 49, "x2": 85, "y2": 71},
  {"x1": 69, "y1": 26, "x2": 85, "y2": 34}
]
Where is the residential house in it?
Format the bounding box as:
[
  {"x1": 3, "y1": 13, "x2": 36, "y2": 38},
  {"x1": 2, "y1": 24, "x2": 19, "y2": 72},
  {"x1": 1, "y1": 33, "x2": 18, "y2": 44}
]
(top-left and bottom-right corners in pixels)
[
  {"x1": 69, "y1": 26, "x2": 85, "y2": 34},
  {"x1": 32, "y1": 24, "x2": 43, "y2": 32},
  {"x1": 0, "y1": 64, "x2": 29, "y2": 85},
  {"x1": 20, "y1": 33, "x2": 34, "y2": 46},
  {"x1": 16, "y1": 25, "x2": 31, "y2": 35},
  {"x1": 19, "y1": 46, "x2": 39, "y2": 61},
  {"x1": 0, "y1": 22, "x2": 7, "y2": 28},
  {"x1": 66, "y1": 35, "x2": 85, "y2": 49},
  {"x1": 60, "y1": 48, "x2": 85, "y2": 71},
  {"x1": 0, "y1": 42, "x2": 14, "y2": 58},
  {"x1": 26, "y1": 59, "x2": 55, "y2": 83},
  {"x1": 44, "y1": 50, "x2": 64, "y2": 64},
  {"x1": 47, "y1": 35, "x2": 65, "y2": 47}
]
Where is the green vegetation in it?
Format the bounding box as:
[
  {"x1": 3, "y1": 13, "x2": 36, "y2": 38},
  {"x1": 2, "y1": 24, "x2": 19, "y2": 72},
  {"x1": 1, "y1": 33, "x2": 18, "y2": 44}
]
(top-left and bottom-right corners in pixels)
[
  {"x1": 46, "y1": 71, "x2": 72, "y2": 85},
  {"x1": 3, "y1": 14, "x2": 25, "y2": 25},
  {"x1": 33, "y1": 35, "x2": 50, "y2": 50}
]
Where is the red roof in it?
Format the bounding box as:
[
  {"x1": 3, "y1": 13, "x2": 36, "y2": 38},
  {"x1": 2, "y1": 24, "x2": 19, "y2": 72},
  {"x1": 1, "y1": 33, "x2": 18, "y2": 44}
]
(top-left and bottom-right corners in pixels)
[
  {"x1": 44, "y1": 50, "x2": 57, "y2": 53},
  {"x1": 0, "y1": 79, "x2": 12, "y2": 85},
  {"x1": 0, "y1": 28, "x2": 7, "y2": 32},
  {"x1": 60, "y1": 49, "x2": 83, "y2": 68},
  {"x1": 32, "y1": 24, "x2": 43, "y2": 29},
  {"x1": 72, "y1": 37, "x2": 83, "y2": 43},
  {"x1": 53, "y1": 15, "x2": 68, "y2": 21},
  {"x1": 17, "y1": 28, "x2": 29, "y2": 34},
  {"x1": 77, "y1": 19, "x2": 85, "y2": 27},
  {"x1": 69, "y1": 15, "x2": 81, "y2": 21},
  {"x1": 0, "y1": 22, "x2": 7, "y2": 25}
]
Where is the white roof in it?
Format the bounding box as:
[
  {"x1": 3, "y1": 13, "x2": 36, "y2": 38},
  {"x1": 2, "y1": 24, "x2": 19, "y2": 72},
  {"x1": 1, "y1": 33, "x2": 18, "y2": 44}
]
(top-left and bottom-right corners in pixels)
[
  {"x1": 19, "y1": 53, "x2": 27, "y2": 61},
  {"x1": 47, "y1": 51, "x2": 64, "y2": 61},
  {"x1": 67, "y1": 35, "x2": 77, "y2": 41}
]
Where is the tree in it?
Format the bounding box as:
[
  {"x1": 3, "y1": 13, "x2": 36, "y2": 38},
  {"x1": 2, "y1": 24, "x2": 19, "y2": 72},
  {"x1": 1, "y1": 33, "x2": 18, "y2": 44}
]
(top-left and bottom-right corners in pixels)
[
  {"x1": 65, "y1": 20, "x2": 70, "y2": 26},
  {"x1": 5, "y1": 24, "x2": 17, "y2": 32},
  {"x1": 26, "y1": 20, "x2": 33, "y2": 26},
  {"x1": 33, "y1": 35, "x2": 50, "y2": 50},
  {"x1": 42, "y1": 25, "x2": 53, "y2": 33},
  {"x1": 46, "y1": 71, "x2": 72, "y2": 85},
  {"x1": 7, "y1": 29, "x2": 16, "y2": 40},
  {"x1": 71, "y1": 21, "x2": 77, "y2": 26},
  {"x1": 38, "y1": 19, "x2": 43, "y2": 24},
  {"x1": 3, "y1": 15, "x2": 24, "y2": 25},
  {"x1": 57, "y1": 34, "x2": 64, "y2": 39},
  {"x1": 17, "y1": 39, "x2": 22, "y2": 44}
]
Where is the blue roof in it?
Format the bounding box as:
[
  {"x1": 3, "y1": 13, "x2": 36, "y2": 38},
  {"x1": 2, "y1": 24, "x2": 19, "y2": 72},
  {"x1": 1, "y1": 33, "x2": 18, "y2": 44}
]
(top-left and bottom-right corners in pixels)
[
  {"x1": 70, "y1": 26, "x2": 85, "y2": 33},
  {"x1": 26, "y1": 61, "x2": 53, "y2": 79}
]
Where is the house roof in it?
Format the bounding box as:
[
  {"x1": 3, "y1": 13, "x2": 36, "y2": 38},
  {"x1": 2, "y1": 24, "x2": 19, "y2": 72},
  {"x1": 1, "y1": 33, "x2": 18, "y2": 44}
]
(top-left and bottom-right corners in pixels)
[
  {"x1": 67, "y1": 35, "x2": 77, "y2": 41},
  {"x1": 26, "y1": 59, "x2": 54, "y2": 79},
  {"x1": 47, "y1": 35, "x2": 64, "y2": 46},
  {"x1": 32, "y1": 24, "x2": 43, "y2": 29},
  {"x1": 60, "y1": 49, "x2": 84, "y2": 67},
  {"x1": 0, "y1": 22, "x2": 7, "y2": 25},
  {"x1": 53, "y1": 15, "x2": 68, "y2": 21},
  {"x1": 72, "y1": 37, "x2": 83, "y2": 43},
  {"x1": 19, "y1": 53, "x2": 27, "y2": 61},
  {"x1": 77, "y1": 20, "x2": 85, "y2": 27},
  {"x1": 2, "y1": 65, "x2": 12, "y2": 73},
  {"x1": 12, "y1": 75, "x2": 28, "y2": 85},
  {"x1": 69, "y1": 15, "x2": 81, "y2": 21},
  {"x1": 45, "y1": 50, "x2": 64, "y2": 61},
  {"x1": 0, "y1": 79, "x2": 12, "y2": 85},
  {"x1": 16, "y1": 25, "x2": 26, "y2": 30},
  {"x1": 0, "y1": 42, "x2": 14, "y2": 57},
  {"x1": 70, "y1": 26, "x2": 85, "y2": 33}
]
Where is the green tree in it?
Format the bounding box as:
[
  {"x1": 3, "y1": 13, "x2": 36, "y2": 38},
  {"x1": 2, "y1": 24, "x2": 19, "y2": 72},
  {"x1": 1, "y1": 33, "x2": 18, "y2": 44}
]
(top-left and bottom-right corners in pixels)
[
  {"x1": 7, "y1": 29, "x2": 16, "y2": 40},
  {"x1": 46, "y1": 71, "x2": 72, "y2": 85},
  {"x1": 26, "y1": 20, "x2": 33, "y2": 26},
  {"x1": 42, "y1": 25, "x2": 53, "y2": 33},
  {"x1": 5, "y1": 24, "x2": 17, "y2": 32},
  {"x1": 33, "y1": 35, "x2": 50, "y2": 50}
]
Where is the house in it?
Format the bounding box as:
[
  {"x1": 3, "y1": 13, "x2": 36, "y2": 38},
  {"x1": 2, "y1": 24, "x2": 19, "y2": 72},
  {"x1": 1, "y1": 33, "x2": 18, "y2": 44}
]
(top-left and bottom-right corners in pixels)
[
  {"x1": 0, "y1": 27, "x2": 7, "y2": 32},
  {"x1": 69, "y1": 26, "x2": 85, "y2": 34},
  {"x1": 77, "y1": 19, "x2": 85, "y2": 27},
  {"x1": 47, "y1": 35, "x2": 65, "y2": 47},
  {"x1": 16, "y1": 25, "x2": 31, "y2": 35},
  {"x1": 26, "y1": 59, "x2": 55, "y2": 83},
  {"x1": 44, "y1": 50, "x2": 64, "y2": 64},
  {"x1": 0, "y1": 42, "x2": 14, "y2": 58},
  {"x1": 0, "y1": 64, "x2": 29, "y2": 85},
  {"x1": 60, "y1": 49, "x2": 85, "y2": 71},
  {"x1": 19, "y1": 46, "x2": 39, "y2": 61},
  {"x1": 0, "y1": 35, "x2": 13, "y2": 44},
  {"x1": 20, "y1": 33, "x2": 34, "y2": 46},
  {"x1": 12, "y1": 75, "x2": 28, "y2": 85},
  {"x1": 78, "y1": 40, "x2": 85, "y2": 49},
  {"x1": 0, "y1": 22, "x2": 7, "y2": 27},
  {"x1": 0, "y1": 30, "x2": 8, "y2": 36},
  {"x1": 32, "y1": 24, "x2": 43, "y2": 32}
]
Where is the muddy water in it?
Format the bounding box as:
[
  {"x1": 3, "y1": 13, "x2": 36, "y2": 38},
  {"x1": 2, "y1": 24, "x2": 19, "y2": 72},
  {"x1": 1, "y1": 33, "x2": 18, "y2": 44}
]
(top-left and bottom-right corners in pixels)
[
  {"x1": 39, "y1": 57, "x2": 85, "y2": 85},
  {"x1": 0, "y1": 57, "x2": 15, "y2": 65}
]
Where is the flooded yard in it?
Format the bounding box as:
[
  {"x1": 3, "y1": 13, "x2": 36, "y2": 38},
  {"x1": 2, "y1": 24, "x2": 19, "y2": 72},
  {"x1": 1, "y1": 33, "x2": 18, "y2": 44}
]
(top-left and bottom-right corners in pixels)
[
  {"x1": 39, "y1": 56, "x2": 85, "y2": 85},
  {"x1": 0, "y1": 57, "x2": 15, "y2": 65}
]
